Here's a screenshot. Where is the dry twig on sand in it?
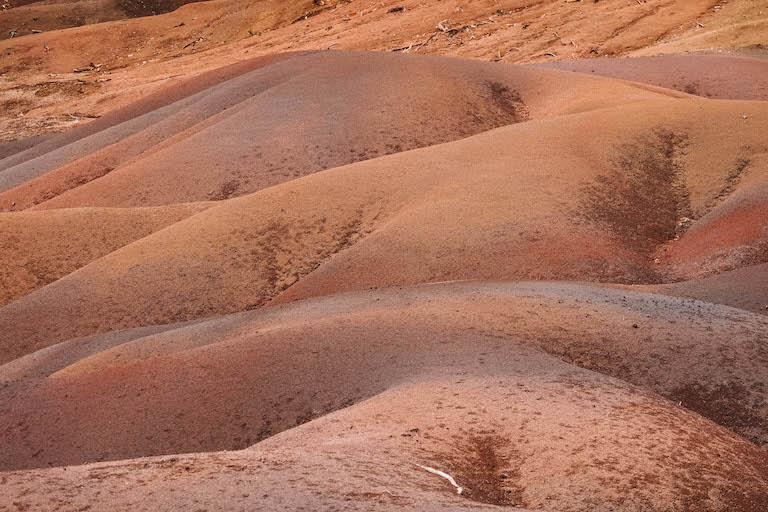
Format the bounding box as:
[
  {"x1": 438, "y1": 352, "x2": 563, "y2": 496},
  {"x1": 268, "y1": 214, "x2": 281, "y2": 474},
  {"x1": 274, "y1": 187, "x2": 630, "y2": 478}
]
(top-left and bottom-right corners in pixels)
[
  {"x1": 73, "y1": 62, "x2": 101, "y2": 73},
  {"x1": 391, "y1": 30, "x2": 439, "y2": 53},
  {"x1": 417, "y1": 32, "x2": 439, "y2": 52},
  {"x1": 183, "y1": 37, "x2": 204, "y2": 50}
]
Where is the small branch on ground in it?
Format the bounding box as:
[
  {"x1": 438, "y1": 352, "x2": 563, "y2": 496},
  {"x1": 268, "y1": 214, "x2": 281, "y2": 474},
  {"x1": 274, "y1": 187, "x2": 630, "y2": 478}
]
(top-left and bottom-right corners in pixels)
[{"x1": 183, "y1": 37, "x2": 204, "y2": 50}]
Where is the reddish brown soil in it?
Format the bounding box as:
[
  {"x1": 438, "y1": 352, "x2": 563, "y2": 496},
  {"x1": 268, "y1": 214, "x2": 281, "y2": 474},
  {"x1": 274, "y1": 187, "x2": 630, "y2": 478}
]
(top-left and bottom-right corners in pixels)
[
  {"x1": 2, "y1": 284, "x2": 768, "y2": 511},
  {"x1": 1, "y1": 0, "x2": 765, "y2": 142},
  {"x1": 635, "y1": 263, "x2": 768, "y2": 316},
  {"x1": 535, "y1": 53, "x2": 768, "y2": 101},
  {"x1": 0, "y1": 202, "x2": 211, "y2": 306},
  {"x1": 1, "y1": 0, "x2": 208, "y2": 43},
  {"x1": 1, "y1": 2, "x2": 767, "y2": 511},
  {"x1": 0, "y1": 74, "x2": 764, "y2": 363}
]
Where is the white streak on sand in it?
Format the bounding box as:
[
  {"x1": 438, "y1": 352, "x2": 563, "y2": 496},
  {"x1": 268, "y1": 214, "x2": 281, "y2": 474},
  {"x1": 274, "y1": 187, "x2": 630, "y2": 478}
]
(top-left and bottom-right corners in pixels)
[{"x1": 416, "y1": 464, "x2": 463, "y2": 494}]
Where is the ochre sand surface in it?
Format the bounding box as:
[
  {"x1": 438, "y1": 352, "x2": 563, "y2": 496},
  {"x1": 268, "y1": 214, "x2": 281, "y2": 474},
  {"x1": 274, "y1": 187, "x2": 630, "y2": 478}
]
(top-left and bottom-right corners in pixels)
[
  {"x1": 0, "y1": 202, "x2": 212, "y2": 306},
  {"x1": 639, "y1": 263, "x2": 768, "y2": 316},
  {"x1": 536, "y1": 53, "x2": 768, "y2": 101},
  {"x1": 2, "y1": 283, "x2": 768, "y2": 510},
  {"x1": 2, "y1": 374, "x2": 767, "y2": 511},
  {"x1": 1, "y1": 11, "x2": 768, "y2": 511},
  {"x1": 2, "y1": 0, "x2": 766, "y2": 141},
  {"x1": 1, "y1": 53, "x2": 766, "y2": 364},
  {"x1": 0, "y1": 0, "x2": 205, "y2": 43}
]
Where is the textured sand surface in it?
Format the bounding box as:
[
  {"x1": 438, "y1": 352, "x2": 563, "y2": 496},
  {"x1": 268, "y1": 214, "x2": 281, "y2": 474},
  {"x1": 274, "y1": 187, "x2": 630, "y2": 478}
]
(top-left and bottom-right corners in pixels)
[
  {"x1": 2, "y1": 0, "x2": 766, "y2": 141},
  {"x1": 3, "y1": 282, "x2": 768, "y2": 470},
  {"x1": 5, "y1": 51, "x2": 645, "y2": 206},
  {"x1": 2, "y1": 55, "x2": 765, "y2": 364},
  {"x1": 2, "y1": 284, "x2": 768, "y2": 510},
  {"x1": 535, "y1": 53, "x2": 768, "y2": 101},
  {"x1": 1, "y1": 2, "x2": 767, "y2": 510},
  {"x1": 0, "y1": 202, "x2": 212, "y2": 306},
  {"x1": 639, "y1": 263, "x2": 768, "y2": 316}
]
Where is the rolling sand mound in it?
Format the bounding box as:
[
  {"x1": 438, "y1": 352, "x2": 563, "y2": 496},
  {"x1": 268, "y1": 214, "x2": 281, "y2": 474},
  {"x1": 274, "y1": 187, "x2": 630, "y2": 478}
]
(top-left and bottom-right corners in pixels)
[
  {"x1": 1, "y1": 51, "x2": 674, "y2": 208},
  {"x1": 3, "y1": 0, "x2": 762, "y2": 144},
  {"x1": 536, "y1": 53, "x2": 768, "y2": 101},
  {"x1": 2, "y1": 284, "x2": 767, "y2": 510},
  {"x1": 1, "y1": 5, "x2": 767, "y2": 507},
  {"x1": 2, "y1": 62, "x2": 765, "y2": 363},
  {"x1": 635, "y1": 263, "x2": 768, "y2": 316},
  {"x1": 0, "y1": 202, "x2": 211, "y2": 306},
  {"x1": 0, "y1": 0, "x2": 204, "y2": 43},
  {"x1": 3, "y1": 283, "x2": 767, "y2": 461},
  {"x1": 3, "y1": 376, "x2": 768, "y2": 511},
  {"x1": 0, "y1": 53, "x2": 288, "y2": 180}
]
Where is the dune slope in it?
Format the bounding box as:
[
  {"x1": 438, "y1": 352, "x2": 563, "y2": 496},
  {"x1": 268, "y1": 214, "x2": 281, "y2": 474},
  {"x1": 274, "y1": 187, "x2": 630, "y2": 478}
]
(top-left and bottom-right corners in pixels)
[
  {"x1": 1, "y1": 64, "x2": 765, "y2": 363},
  {"x1": 1, "y1": 10, "x2": 767, "y2": 508},
  {"x1": 0, "y1": 202, "x2": 211, "y2": 306},
  {"x1": 2, "y1": 283, "x2": 767, "y2": 470},
  {"x1": 2, "y1": 283, "x2": 768, "y2": 510},
  {"x1": 4, "y1": 372, "x2": 767, "y2": 511},
  {"x1": 1, "y1": 51, "x2": 673, "y2": 209},
  {"x1": 535, "y1": 53, "x2": 768, "y2": 101}
]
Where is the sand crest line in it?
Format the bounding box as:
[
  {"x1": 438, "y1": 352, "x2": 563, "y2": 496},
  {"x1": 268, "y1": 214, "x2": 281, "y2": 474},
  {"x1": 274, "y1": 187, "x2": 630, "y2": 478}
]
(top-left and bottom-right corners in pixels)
[{"x1": 416, "y1": 464, "x2": 463, "y2": 494}]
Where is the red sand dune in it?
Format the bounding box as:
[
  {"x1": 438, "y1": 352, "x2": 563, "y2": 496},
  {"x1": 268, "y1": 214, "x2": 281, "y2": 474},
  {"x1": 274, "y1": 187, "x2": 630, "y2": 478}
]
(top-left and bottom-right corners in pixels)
[
  {"x1": 3, "y1": 0, "x2": 765, "y2": 143},
  {"x1": 636, "y1": 263, "x2": 768, "y2": 316},
  {"x1": 535, "y1": 53, "x2": 768, "y2": 101},
  {"x1": 1, "y1": 2, "x2": 768, "y2": 510},
  {"x1": 1, "y1": 51, "x2": 673, "y2": 208},
  {"x1": 0, "y1": 0, "x2": 205, "y2": 44},
  {"x1": 0, "y1": 202, "x2": 211, "y2": 306},
  {"x1": 2, "y1": 55, "x2": 765, "y2": 365},
  {"x1": 3, "y1": 370, "x2": 768, "y2": 511},
  {"x1": 3, "y1": 282, "x2": 768, "y2": 468},
  {"x1": 2, "y1": 283, "x2": 768, "y2": 510}
]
